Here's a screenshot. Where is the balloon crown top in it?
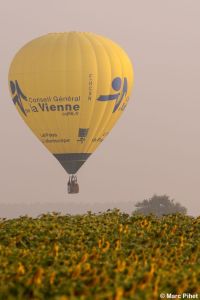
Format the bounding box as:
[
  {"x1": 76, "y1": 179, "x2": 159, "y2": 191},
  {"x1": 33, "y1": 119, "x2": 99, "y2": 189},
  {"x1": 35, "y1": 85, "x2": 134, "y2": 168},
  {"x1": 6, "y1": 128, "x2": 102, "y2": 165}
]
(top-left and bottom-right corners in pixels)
[{"x1": 47, "y1": 31, "x2": 93, "y2": 35}]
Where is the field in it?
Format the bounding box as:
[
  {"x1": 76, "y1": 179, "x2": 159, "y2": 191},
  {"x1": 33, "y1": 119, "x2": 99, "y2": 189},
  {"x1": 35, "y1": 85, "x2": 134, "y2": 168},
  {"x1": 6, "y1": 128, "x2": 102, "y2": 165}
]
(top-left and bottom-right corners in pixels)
[{"x1": 0, "y1": 210, "x2": 199, "y2": 300}]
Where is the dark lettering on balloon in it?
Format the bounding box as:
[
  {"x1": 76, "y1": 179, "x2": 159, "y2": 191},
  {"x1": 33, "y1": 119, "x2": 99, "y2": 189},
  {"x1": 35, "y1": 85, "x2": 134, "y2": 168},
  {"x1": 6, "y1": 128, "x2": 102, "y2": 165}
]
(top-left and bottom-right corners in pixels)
[
  {"x1": 97, "y1": 77, "x2": 128, "y2": 113},
  {"x1": 77, "y1": 128, "x2": 89, "y2": 143},
  {"x1": 10, "y1": 80, "x2": 27, "y2": 116}
]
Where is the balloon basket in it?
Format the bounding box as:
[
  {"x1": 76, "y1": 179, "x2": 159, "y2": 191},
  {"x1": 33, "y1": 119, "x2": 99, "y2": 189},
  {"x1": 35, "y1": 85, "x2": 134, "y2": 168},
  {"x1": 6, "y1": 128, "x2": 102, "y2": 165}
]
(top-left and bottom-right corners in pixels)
[{"x1": 68, "y1": 175, "x2": 79, "y2": 194}]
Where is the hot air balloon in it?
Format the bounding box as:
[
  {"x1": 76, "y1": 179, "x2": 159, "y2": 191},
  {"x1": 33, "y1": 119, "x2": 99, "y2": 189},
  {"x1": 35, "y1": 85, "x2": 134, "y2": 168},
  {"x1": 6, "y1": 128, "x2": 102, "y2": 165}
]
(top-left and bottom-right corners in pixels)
[{"x1": 8, "y1": 32, "x2": 134, "y2": 193}]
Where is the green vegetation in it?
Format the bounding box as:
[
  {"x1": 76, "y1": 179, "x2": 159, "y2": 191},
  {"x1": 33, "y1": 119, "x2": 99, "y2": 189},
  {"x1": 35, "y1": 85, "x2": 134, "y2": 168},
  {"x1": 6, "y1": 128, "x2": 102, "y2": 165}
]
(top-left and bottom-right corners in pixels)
[
  {"x1": 134, "y1": 195, "x2": 187, "y2": 216},
  {"x1": 0, "y1": 211, "x2": 199, "y2": 300}
]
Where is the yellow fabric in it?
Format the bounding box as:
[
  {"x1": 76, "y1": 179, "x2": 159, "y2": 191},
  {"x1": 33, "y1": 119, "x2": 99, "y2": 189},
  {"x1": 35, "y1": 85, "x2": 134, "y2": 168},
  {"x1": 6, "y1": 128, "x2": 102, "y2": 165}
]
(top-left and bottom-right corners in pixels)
[{"x1": 8, "y1": 32, "x2": 134, "y2": 159}]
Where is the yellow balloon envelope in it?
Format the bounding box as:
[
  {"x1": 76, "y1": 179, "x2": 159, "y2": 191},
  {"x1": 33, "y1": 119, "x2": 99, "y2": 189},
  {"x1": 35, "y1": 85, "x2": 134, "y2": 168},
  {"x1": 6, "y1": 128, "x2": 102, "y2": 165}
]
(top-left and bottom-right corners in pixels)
[{"x1": 8, "y1": 32, "x2": 134, "y2": 192}]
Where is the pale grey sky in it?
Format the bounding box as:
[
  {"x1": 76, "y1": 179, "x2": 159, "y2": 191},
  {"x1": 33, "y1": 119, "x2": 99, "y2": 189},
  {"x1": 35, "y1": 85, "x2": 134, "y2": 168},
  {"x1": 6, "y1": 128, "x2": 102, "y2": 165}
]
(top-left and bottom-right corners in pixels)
[{"x1": 1, "y1": 0, "x2": 200, "y2": 217}]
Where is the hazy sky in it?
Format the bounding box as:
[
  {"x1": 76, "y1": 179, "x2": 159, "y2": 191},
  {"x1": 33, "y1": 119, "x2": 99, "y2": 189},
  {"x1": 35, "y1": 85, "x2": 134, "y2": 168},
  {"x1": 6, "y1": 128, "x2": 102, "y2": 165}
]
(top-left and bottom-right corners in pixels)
[{"x1": 1, "y1": 0, "x2": 200, "y2": 217}]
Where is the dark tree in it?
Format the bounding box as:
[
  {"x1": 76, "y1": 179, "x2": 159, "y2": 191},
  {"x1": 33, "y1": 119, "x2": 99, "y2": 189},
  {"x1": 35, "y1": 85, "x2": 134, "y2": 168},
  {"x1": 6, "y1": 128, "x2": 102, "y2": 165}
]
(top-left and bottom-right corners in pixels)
[{"x1": 133, "y1": 194, "x2": 187, "y2": 217}]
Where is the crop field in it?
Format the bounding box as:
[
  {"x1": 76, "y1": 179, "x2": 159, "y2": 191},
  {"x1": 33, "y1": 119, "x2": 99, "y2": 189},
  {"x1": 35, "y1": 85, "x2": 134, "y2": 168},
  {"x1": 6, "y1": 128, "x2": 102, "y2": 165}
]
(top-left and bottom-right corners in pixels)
[{"x1": 0, "y1": 210, "x2": 199, "y2": 300}]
